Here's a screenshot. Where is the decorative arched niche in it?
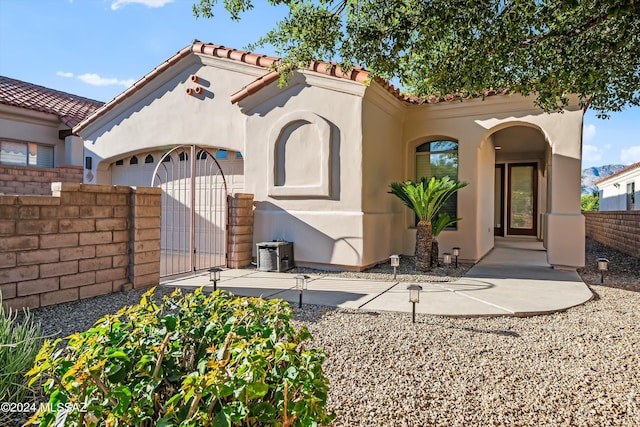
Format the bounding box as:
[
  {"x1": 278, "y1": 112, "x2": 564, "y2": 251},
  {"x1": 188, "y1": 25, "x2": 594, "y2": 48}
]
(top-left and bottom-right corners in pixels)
[{"x1": 268, "y1": 111, "x2": 332, "y2": 197}]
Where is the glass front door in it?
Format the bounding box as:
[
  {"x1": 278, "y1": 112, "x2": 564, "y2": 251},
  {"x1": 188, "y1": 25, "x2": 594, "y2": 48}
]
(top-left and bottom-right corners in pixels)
[{"x1": 507, "y1": 163, "x2": 537, "y2": 236}]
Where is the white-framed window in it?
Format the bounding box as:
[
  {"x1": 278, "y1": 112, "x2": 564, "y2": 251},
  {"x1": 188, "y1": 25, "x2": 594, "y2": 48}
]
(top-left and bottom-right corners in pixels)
[{"x1": 0, "y1": 140, "x2": 54, "y2": 168}]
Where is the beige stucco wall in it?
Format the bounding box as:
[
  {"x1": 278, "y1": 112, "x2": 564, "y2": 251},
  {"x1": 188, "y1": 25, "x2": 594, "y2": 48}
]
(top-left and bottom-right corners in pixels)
[
  {"x1": 400, "y1": 95, "x2": 585, "y2": 268},
  {"x1": 239, "y1": 72, "x2": 368, "y2": 268},
  {"x1": 80, "y1": 54, "x2": 261, "y2": 184},
  {"x1": 0, "y1": 104, "x2": 68, "y2": 166},
  {"x1": 77, "y1": 49, "x2": 585, "y2": 270},
  {"x1": 360, "y1": 85, "x2": 405, "y2": 267}
]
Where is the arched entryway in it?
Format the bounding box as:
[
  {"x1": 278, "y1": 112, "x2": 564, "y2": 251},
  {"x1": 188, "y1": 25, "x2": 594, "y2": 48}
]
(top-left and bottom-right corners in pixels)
[
  {"x1": 152, "y1": 145, "x2": 228, "y2": 276},
  {"x1": 490, "y1": 125, "x2": 549, "y2": 240}
]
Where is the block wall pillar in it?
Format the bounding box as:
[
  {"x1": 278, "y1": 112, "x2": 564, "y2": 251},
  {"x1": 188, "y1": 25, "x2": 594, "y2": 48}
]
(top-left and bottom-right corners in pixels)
[
  {"x1": 227, "y1": 194, "x2": 254, "y2": 268},
  {"x1": 129, "y1": 187, "x2": 162, "y2": 288}
]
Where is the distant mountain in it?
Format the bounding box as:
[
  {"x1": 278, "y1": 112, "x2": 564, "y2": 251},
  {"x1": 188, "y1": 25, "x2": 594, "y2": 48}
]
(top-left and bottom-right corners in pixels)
[{"x1": 581, "y1": 164, "x2": 627, "y2": 195}]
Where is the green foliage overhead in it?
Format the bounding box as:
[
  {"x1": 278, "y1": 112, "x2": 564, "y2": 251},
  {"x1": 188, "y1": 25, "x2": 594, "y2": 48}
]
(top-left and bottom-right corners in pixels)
[
  {"x1": 193, "y1": 0, "x2": 640, "y2": 116},
  {"x1": 581, "y1": 194, "x2": 600, "y2": 211},
  {"x1": 27, "y1": 288, "x2": 334, "y2": 427},
  {"x1": 389, "y1": 176, "x2": 467, "y2": 223}
]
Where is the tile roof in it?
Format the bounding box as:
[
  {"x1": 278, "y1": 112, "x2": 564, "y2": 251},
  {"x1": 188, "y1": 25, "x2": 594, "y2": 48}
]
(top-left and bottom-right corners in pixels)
[
  {"x1": 0, "y1": 75, "x2": 103, "y2": 128},
  {"x1": 595, "y1": 161, "x2": 640, "y2": 185},
  {"x1": 74, "y1": 40, "x2": 508, "y2": 133}
]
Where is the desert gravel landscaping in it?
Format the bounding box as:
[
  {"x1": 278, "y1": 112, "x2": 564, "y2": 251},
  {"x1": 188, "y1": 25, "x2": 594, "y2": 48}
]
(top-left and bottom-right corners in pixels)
[{"x1": 21, "y1": 238, "x2": 640, "y2": 426}]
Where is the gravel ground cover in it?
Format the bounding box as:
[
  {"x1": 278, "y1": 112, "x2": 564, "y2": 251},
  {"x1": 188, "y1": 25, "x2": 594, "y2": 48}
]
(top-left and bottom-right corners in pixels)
[{"x1": 11, "y1": 238, "x2": 640, "y2": 426}]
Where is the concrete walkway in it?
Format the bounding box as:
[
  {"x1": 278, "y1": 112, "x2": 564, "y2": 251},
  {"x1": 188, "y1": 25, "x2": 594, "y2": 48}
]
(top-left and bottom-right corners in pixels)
[{"x1": 160, "y1": 239, "x2": 594, "y2": 317}]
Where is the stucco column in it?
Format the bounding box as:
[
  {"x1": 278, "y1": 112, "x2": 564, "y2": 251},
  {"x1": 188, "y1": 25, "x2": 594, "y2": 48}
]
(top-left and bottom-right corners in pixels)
[
  {"x1": 545, "y1": 110, "x2": 585, "y2": 269},
  {"x1": 64, "y1": 135, "x2": 84, "y2": 167}
]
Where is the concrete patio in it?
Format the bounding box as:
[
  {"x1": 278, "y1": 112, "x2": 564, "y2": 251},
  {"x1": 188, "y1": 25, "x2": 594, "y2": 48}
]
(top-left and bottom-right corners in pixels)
[{"x1": 160, "y1": 239, "x2": 594, "y2": 317}]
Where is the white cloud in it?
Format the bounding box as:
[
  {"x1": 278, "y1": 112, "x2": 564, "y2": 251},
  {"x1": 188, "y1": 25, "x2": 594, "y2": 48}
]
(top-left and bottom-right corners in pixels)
[
  {"x1": 583, "y1": 123, "x2": 596, "y2": 143},
  {"x1": 621, "y1": 146, "x2": 640, "y2": 164},
  {"x1": 77, "y1": 73, "x2": 135, "y2": 88},
  {"x1": 583, "y1": 144, "x2": 602, "y2": 163},
  {"x1": 604, "y1": 143, "x2": 612, "y2": 149},
  {"x1": 56, "y1": 71, "x2": 74, "y2": 78},
  {"x1": 111, "y1": 0, "x2": 173, "y2": 10}
]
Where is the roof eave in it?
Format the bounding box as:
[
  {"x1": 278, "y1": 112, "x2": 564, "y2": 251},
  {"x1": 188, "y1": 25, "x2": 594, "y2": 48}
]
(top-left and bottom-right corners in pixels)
[
  {"x1": 595, "y1": 161, "x2": 640, "y2": 186},
  {"x1": 73, "y1": 44, "x2": 194, "y2": 135}
]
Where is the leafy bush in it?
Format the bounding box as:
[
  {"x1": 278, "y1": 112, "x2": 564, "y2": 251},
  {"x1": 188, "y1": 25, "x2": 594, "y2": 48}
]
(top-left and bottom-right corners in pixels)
[
  {"x1": 27, "y1": 287, "x2": 334, "y2": 427},
  {"x1": 0, "y1": 292, "x2": 42, "y2": 424},
  {"x1": 581, "y1": 194, "x2": 600, "y2": 212}
]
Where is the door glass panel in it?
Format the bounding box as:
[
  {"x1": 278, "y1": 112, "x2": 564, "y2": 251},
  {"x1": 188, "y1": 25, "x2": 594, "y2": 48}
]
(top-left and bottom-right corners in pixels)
[
  {"x1": 510, "y1": 165, "x2": 534, "y2": 229},
  {"x1": 494, "y1": 166, "x2": 503, "y2": 231}
]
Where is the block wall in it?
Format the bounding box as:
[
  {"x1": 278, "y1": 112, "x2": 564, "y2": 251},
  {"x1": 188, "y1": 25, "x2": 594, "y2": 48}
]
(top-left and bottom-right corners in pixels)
[
  {"x1": 0, "y1": 165, "x2": 83, "y2": 195},
  {"x1": 0, "y1": 183, "x2": 161, "y2": 310},
  {"x1": 584, "y1": 211, "x2": 640, "y2": 258}
]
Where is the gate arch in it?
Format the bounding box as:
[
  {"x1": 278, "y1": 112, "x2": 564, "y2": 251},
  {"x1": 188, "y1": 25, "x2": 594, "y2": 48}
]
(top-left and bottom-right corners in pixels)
[{"x1": 152, "y1": 145, "x2": 228, "y2": 277}]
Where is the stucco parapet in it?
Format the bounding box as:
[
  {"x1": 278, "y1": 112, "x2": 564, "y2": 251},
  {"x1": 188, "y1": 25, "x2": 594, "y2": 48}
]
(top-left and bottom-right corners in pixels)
[{"x1": 405, "y1": 93, "x2": 559, "y2": 121}]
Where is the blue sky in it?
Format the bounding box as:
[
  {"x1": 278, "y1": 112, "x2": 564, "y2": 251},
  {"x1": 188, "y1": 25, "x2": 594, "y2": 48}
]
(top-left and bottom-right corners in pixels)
[{"x1": 1, "y1": 0, "x2": 638, "y2": 170}]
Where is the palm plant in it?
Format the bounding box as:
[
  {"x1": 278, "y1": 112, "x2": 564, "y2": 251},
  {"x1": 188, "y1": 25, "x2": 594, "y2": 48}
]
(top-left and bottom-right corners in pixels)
[
  {"x1": 389, "y1": 176, "x2": 467, "y2": 271},
  {"x1": 430, "y1": 212, "x2": 461, "y2": 267}
]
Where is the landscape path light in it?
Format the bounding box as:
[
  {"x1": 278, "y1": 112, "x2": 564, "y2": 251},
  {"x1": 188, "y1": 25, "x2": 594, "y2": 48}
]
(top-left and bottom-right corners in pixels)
[
  {"x1": 597, "y1": 258, "x2": 609, "y2": 284},
  {"x1": 208, "y1": 267, "x2": 222, "y2": 291},
  {"x1": 452, "y1": 247, "x2": 460, "y2": 268},
  {"x1": 443, "y1": 252, "x2": 452, "y2": 275},
  {"x1": 407, "y1": 284, "x2": 423, "y2": 324},
  {"x1": 390, "y1": 254, "x2": 400, "y2": 280},
  {"x1": 294, "y1": 274, "x2": 310, "y2": 308}
]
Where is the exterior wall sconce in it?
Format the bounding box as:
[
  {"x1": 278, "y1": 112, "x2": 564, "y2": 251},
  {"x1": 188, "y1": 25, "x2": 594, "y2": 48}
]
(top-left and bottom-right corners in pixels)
[
  {"x1": 597, "y1": 258, "x2": 609, "y2": 284},
  {"x1": 208, "y1": 267, "x2": 222, "y2": 291},
  {"x1": 389, "y1": 254, "x2": 400, "y2": 280},
  {"x1": 443, "y1": 252, "x2": 452, "y2": 275},
  {"x1": 294, "y1": 274, "x2": 309, "y2": 308},
  {"x1": 452, "y1": 247, "x2": 460, "y2": 268},
  {"x1": 407, "y1": 284, "x2": 422, "y2": 323}
]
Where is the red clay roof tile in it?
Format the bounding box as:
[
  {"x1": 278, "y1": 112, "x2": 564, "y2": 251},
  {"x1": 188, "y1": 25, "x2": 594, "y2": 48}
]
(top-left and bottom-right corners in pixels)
[{"x1": 0, "y1": 75, "x2": 103, "y2": 128}]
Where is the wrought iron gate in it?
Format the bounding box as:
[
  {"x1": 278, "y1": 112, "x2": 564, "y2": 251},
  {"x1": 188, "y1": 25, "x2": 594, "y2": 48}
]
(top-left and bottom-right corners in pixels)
[{"x1": 152, "y1": 145, "x2": 228, "y2": 277}]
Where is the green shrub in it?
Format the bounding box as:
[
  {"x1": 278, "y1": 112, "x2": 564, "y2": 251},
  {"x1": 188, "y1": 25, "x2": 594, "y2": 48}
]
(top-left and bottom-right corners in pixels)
[
  {"x1": 581, "y1": 194, "x2": 600, "y2": 211},
  {"x1": 0, "y1": 292, "x2": 42, "y2": 423},
  {"x1": 27, "y1": 287, "x2": 334, "y2": 427}
]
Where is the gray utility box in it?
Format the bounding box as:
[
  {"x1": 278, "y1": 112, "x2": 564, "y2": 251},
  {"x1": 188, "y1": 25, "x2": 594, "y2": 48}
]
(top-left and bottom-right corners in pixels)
[{"x1": 256, "y1": 241, "x2": 294, "y2": 272}]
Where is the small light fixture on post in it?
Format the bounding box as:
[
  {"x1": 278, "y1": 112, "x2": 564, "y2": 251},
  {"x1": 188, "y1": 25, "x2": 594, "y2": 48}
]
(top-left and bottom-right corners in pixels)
[
  {"x1": 208, "y1": 267, "x2": 222, "y2": 291},
  {"x1": 443, "y1": 252, "x2": 452, "y2": 275},
  {"x1": 294, "y1": 274, "x2": 309, "y2": 308},
  {"x1": 407, "y1": 284, "x2": 422, "y2": 324},
  {"x1": 389, "y1": 254, "x2": 400, "y2": 280},
  {"x1": 452, "y1": 247, "x2": 460, "y2": 269},
  {"x1": 597, "y1": 258, "x2": 609, "y2": 284}
]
